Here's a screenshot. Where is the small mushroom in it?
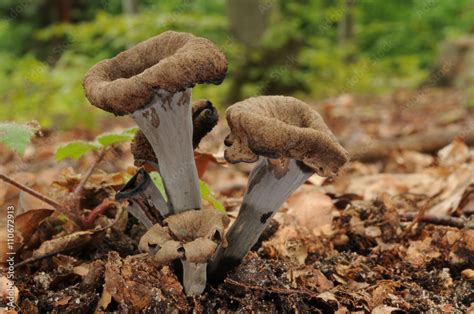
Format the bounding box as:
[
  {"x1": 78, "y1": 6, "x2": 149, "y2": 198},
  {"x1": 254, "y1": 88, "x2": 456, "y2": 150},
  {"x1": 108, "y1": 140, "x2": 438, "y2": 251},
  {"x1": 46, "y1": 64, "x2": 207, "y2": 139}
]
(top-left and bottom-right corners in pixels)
[
  {"x1": 115, "y1": 168, "x2": 171, "y2": 229},
  {"x1": 208, "y1": 96, "x2": 349, "y2": 279},
  {"x1": 131, "y1": 99, "x2": 219, "y2": 167},
  {"x1": 84, "y1": 31, "x2": 227, "y2": 213},
  {"x1": 139, "y1": 208, "x2": 229, "y2": 295}
]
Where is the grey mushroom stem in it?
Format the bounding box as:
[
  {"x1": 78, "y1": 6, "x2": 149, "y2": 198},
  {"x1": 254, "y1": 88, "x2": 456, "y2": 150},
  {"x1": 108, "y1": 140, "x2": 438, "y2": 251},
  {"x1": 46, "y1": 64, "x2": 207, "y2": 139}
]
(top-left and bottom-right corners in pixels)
[
  {"x1": 131, "y1": 88, "x2": 202, "y2": 214},
  {"x1": 208, "y1": 158, "x2": 313, "y2": 279},
  {"x1": 131, "y1": 88, "x2": 207, "y2": 296},
  {"x1": 116, "y1": 168, "x2": 171, "y2": 228}
]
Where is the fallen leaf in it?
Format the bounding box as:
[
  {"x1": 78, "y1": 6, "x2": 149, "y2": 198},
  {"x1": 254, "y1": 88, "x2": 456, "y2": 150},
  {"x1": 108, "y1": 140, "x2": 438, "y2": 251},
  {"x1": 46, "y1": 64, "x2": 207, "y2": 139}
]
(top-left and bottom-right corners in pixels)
[
  {"x1": 437, "y1": 138, "x2": 470, "y2": 167},
  {"x1": 286, "y1": 187, "x2": 335, "y2": 231},
  {"x1": 16, "y1": 209, "x2": 54, "y2": 248},
  {"x1": 104, "y1": 252, "x2": 186, "y2": 312},
  {"x1": 461, "y1": 269, "x2": 474, "y2": 281},
  {"x1": 406, "y1": 237, "x2": 441, "y2": 268},
  {"x1": 32, "y1": 230, "x2": 95, "y2": 258}
]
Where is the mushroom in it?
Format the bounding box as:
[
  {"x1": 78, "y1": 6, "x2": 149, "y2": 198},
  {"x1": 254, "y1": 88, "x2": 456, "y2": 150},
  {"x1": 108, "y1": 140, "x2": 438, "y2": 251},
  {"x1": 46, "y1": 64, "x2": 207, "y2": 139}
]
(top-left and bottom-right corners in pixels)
[
  {"x1": 115, "y1": 168, "x2": 171, "y2": 228},
  {"x1": 208, "y1": 96, "x2": 349, "y2": 279},
  {"x1": 139, "y1": 208, "x2": 229, "y2": 295},
  {"x1": 84, "y1": 31, "x2": 227, "y2": 213},
  {"x1": 131, "y1": 99, "x2": 219, "y2": 168},
  {"x1": 83, "y1": 31, "x2": 227, "y2": 295}
]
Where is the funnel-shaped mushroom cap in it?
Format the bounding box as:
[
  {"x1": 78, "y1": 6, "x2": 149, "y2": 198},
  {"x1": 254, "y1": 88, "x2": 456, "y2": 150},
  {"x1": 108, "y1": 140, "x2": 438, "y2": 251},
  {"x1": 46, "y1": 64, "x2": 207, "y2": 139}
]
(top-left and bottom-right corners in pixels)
[
  {"x1": 83, "y1": 31, "x2": 228, "y2": 116},
  {"x1": 224, "y1": 96, "x2": 349, "y2": 177}
]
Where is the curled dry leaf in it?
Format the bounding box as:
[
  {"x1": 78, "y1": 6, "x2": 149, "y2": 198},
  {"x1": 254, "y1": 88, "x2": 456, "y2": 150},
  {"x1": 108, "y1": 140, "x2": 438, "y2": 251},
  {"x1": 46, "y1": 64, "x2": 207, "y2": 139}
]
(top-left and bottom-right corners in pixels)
[{"x1": 139, "y1": 208, "x2": 229, "y2": 263}]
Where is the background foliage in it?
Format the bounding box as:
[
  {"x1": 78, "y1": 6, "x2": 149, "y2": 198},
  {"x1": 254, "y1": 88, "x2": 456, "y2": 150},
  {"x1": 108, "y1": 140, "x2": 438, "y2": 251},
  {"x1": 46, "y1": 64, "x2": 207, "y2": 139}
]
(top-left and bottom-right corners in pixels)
[{"x1": 0, "y1": 0, "x2": 472, "y2": 129}]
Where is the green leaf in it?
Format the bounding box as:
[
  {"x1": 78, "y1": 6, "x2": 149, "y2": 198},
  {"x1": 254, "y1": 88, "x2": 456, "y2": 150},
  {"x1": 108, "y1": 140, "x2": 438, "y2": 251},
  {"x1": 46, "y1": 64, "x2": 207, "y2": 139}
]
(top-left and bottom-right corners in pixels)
[
  {"x1": 200, "y1": 180, "x2": 225, "y2": 212},
  {"x1": 150, "y1": 172, "x2": 167, "y2": 201},
  {"x1": 97, "y1": 128, "x2": 138, "y2": 147},
  {"x1": 55, "y1": 141, "x2": 100, "y2": 161},
  {"x1": 0, "y1": 122, "x2": 35, "y2": 156}
]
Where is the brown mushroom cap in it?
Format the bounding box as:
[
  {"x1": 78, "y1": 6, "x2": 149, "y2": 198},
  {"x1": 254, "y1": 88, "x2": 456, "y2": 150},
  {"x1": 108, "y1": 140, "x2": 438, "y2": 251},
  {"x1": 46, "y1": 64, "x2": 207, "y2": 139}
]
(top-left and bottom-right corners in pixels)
[
  {"x1": 224, "y1": 96, "x2": 349, "y2": 176},
  {"x1": 138, "y1": 208, "x2": 230, "y2": 264},
  {"x1": 83, "y1": 31, "x2": 228, "y2": 116},
  {"x1": 131, "y1": 99, "x2": 219, "y2": 165}
]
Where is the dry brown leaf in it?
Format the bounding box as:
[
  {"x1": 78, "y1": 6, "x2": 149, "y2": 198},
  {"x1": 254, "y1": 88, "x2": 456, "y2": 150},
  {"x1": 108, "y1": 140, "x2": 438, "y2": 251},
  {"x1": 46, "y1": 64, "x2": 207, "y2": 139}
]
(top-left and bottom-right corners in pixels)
[
  {"x1": 371, "y1": 305, "x2": 404, "y2": 314},
  {"x1": 54, "y1": 295, "x2": 72, "y2": 307},
  {"x1": 437, "y1": 138, "x2": 470, "y2": 167},
  {"x1": 194, "y1": 151, "x2": 226, "y2": 178},
  {"x1": 262, "y1": 226, "x2": 308, "y2": 265},
  {"x1": 16, "y1": 209, "x2": 54, "y2": 247},
  {"x1": 289, "y1": 266, "x2": 334, "y2": 292},
  {"x1": 104, "y1": 252, "x2": 186, "y2": 312},
  {"x1": 406, "y1": 237, "x2": 441, "y2": 268},
  {"x1": 32, "y1": 230, "x2": 95, "y2": 258},
  {"x1": 461, "y1": 269, "x2": 474, "y2": 281},
  {"x1": 428, "y1": 164, "x2": 474, "y2": 216},
  {"x1": 286, "y1": 187, "x2": 335, "y2": 231},
  {"x1": 346, "y1": 173, "x2": 444, "y2": 200}
]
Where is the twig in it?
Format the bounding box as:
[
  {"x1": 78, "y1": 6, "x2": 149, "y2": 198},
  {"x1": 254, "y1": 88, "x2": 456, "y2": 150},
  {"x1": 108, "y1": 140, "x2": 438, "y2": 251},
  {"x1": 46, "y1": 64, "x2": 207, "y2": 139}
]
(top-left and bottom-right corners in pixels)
[
  {"x1": 82, "y1": 198, "x2": 112, "y2": 228},
  {"x1": 400, "y1": 212, "x2": 465, "y2": 228},
  {"x1": 224, "y1": 278, "x2": 319, "y2": 299},
  {"x1": 401, "y1": 198, "x2": 432, "y2": 238},
  {"x1": 71, "y1": 148, "x2": 107, "y2": 208},
  {"x1": 0, "y1": 173, "x2": 65, "y2": 211}
]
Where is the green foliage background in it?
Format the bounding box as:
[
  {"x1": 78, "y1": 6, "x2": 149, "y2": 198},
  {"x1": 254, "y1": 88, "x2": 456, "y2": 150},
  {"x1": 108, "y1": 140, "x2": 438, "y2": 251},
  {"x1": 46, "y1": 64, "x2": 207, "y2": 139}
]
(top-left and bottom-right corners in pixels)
[{"x1": 0, "y1": 0, "x2": 472, "y2": 129}]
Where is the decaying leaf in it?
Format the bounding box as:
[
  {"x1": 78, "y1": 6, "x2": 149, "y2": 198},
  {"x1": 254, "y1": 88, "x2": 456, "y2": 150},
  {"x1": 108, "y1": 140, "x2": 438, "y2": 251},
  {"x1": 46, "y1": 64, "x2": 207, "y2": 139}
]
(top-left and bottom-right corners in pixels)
[
  {"x1": 406, "y1": 237, "x2": 441, "y2": 268},
  {"x1": 103, "y1": 252, "x2": 186, "y2": 312},
  {"x1": 32, "y1": 230, "x2": 96, "y2": 258}
]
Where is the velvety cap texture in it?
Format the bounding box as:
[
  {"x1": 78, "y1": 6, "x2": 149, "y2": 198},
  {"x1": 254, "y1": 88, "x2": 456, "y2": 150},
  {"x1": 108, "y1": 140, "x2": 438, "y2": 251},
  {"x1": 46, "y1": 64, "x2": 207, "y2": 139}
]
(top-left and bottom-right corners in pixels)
[
  {"x1": 224, "y1": 96, "x2": 349, "y2": 176},
  {"x1": 84, "y1": 31, "x2": 228, "y2": 116}
]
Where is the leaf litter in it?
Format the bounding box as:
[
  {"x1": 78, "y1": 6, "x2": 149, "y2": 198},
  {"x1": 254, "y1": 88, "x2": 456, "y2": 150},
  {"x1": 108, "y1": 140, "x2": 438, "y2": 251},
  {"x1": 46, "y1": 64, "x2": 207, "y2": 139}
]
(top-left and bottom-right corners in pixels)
[{"x1": 0, "y1": 88, "x2": 473, "y2": 312}]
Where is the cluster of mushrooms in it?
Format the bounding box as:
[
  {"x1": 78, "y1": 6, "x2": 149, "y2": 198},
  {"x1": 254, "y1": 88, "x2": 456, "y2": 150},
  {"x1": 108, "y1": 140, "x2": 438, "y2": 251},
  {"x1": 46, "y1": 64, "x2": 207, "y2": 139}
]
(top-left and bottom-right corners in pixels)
[{"x1": 83, "y1": 31, "x2": 349, "y2": 295}]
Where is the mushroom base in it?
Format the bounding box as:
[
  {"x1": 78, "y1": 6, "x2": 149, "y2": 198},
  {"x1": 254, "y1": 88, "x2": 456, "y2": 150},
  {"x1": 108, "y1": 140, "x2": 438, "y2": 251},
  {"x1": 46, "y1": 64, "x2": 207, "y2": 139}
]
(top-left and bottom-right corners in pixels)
[
  {"x1": 208, "y1": 158, "x2": 313, "y2": 280},
  {"x1": 182, "y1": 261, "x2": 207, "y2": 296},
  {"x1": 131, "y1": 88, "x2": 201, "y2": 213}
]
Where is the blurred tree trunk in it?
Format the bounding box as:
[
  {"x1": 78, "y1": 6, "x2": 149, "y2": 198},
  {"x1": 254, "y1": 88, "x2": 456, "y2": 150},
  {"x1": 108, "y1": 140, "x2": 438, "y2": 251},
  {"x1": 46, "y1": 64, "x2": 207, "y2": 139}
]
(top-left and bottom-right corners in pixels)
[
  {"x1": 227, "y1": 0, "x2": 269, "y2": 47},
  {"x1": 122, "y1": 0, "x2": 138, "y2": 14},
  {"x1": 226, "y1": 0, "x2": 271, "y2": 103},
  {"x1": 54, "y1": 0, "x2": 72, "y2": 23},
  {"x1": 339, "y1": 0, "x2": 355, "y2": 63}
]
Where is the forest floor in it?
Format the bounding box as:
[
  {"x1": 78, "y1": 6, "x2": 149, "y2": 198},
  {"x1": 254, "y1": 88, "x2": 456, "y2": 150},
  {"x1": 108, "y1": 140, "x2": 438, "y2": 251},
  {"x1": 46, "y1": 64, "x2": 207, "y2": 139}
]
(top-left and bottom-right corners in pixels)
[{"x1": 0, "y1": 87, "x2": 473, "y2": 313}]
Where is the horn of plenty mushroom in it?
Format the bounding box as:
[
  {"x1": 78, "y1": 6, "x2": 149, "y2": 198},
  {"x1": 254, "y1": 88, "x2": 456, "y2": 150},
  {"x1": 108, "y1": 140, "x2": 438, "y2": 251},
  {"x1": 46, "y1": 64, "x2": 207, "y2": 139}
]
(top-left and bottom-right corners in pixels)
[
  {"x1": 208, "y1": 96, "x2": 349, "y2": 280},
  {"x1": 83, "y1": 31, "x2": 227, "y2": 295}
]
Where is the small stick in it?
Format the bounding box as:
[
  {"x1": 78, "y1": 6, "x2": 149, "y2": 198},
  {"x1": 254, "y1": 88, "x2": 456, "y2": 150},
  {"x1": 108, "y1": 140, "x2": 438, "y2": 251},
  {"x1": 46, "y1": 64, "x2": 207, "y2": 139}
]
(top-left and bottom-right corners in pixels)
[
  {"x1": 82, "y1": 198, "x2": 112, "y2": 228},
  {"x1": 71, "y1": 148, "x2": 107, "y2": 207},
  {"x1": 224, "y1": 278, "x2": 319, "y2": 299},
  {"x1": 0, "y1": 173, "x2": 65, "y2": 211},
  {"x1": 400, "y1": 212, "x2": 465, "y2": 228},
  {"x1": 401, "y1": 199, "x2": 431, "y2": 237}
]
